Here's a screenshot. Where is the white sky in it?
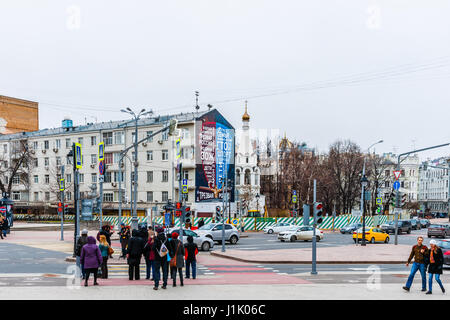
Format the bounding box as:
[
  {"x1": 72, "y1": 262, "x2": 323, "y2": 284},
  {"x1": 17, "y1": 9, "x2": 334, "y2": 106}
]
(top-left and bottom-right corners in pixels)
[{"x1": 1, "y1": 1, "x2": 450, "y2": 161}]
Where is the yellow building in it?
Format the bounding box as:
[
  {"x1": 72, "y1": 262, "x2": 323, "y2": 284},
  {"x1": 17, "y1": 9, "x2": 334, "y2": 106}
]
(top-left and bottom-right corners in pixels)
[{"x1": 0, "y1": 95, "x2": 39, "y2": 134}]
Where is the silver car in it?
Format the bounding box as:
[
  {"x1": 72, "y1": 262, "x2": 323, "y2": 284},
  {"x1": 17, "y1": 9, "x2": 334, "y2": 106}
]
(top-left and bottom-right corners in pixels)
[
  {"x1": 168, "y1": 228, "x2": 215, "y2": 251},
  {"x1": 195, "y1": 223, "x2": 240, "y2": 244}
]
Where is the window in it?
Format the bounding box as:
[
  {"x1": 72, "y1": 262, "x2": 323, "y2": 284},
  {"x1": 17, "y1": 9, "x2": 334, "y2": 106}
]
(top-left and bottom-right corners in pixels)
[
  {"x1": 114, "y1": 131, "x2": 124, "y2": 144},
  {"x1": 105, "y1": 153, "x2": 113, "y2": 164},
  {"x1": 104, "y1": 172, "x2": 112, "y2": 183},
  {"x1": 91, "y1": 173, "x2": 97, "y2": 183},
  {"x1": 67, "y1": 174, "x2": 71, "y2": 183},
  {"x1": 103, "y1": 132, "x2": 113, "y2": 145},
  {"x1": 385, "y1": 170, "x2": 390, "y2": 177},
  {"x1": 113, "y1": 153, "x2": 121, "y2": 164},
  {"x1": 32, "y1": 142, "x2": 38, "y2": 150},
  {"x1": 181, "y1": 147, "x2": 193, "y2": 160},
  {"x1": 45, "y1": 192, "x2": 50, "y2": 201},
  {"x1": 385, "y1": 181, "x2": 390, "y2": 188},
  {"x1": 146, "y1": 131, "x2": 153, "y2": 142},
  {"x1": 244, "y1": 169, "x2": 251, "y2": 185},
  {"x1": 56, "y1": 157, "x2": 61, "y2": 166},
  {"x1": 91, "y1": 154, "x2": 97, "y2": 165},
  {"x1": 147, "y1": 151, "x2": 153, "y2": 161},
  {"x1": 103, "y1": 193, "x2": 114, "y2": 202},
  {"x1": 12, "y1": 176, "x2": 20, "y2": 185},
  {"x1": 79, "y1": 174, "x2": 84, "y2": 183},
  {"x1": 34, "y1": 175, "x2": 38, "y2": 184},
  {"x1": 78, "y1": 137, "x2": 83, "y2": 146},
  {"x1": 162, "y1": 170, "x2": 169, "y2": 182},
  {"x1": 183, "y1": 170, "x2": 189, "y2": 180},
  {"x1": 114, "y1": 171, "x2": 123, "y2": 183},
  {"x1": 66, "y1": 192, "x2": 72, "y2": 201},
  {"x1": 44, "y1": 158, "x2": 49, "y2": 166},
  {"x1": 131, "y1": 172, "x2": 138, "y2": 182},
  {"x1": 162, "y1": 191, "x2": 168, "y2": 202},
  {"x1": 66, "y1": 138, "x2": 71, "y2": 148},
  {"x1": 34, "y1": 192, "x2": 39, "y2": 201},
  {"x1": 44, "y1": 140, "x2": 49, "y2": 149},
  {"x1": 147, "y1": 171, "x2": 153, "y2": 183},
  {"x1": 147, "y1": 191, "x2": 153, "y2": 202},
  {"x1": 162, "y1": 131, "x2": 168, "y2": 141},
  {"x1": 91, "y1": 136, "x2": 97, "y2": 146},
  {"x1": 162, "y1": 150, "x2": 168, "y2": 161},
  {"x1": 45, "y1": 175, "x2": 50, "y2": 184},
  {"x1": 12, "y1": 192, "x2": 20, "y2": 201},
  {"x1": 181, "y1": 128, "x2": 190, "y2": 140},
  {"x1": 55, "y1": 139, "x2": 61, "y2": 149}
]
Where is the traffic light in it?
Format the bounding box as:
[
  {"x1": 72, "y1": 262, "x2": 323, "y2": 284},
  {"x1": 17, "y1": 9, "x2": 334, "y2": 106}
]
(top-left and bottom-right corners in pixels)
[
  {"x1": 313, "y1": 202, "x2": 323, "y2": 224},
  {"x1": 390, "y1": 192, "x2": 396, "y2": 207},
  {"x1": 176, "y1": 202, "x2": 181, "y2": 209},
  {"x1": 57, "y1": 202, "x2": 63, "y2": 215},
  {"x1": 376, "y1": 205, "x2": 382, "y2": 214},
  {"x1": 215, "y1": 206, "x2": 222, "y2": 222},
  {"x1": 64, "y1": 204, "x2": 69, "y2": 216},
  {"x1": 184, "y1": 206, "x2": 191, "y2": 224}
]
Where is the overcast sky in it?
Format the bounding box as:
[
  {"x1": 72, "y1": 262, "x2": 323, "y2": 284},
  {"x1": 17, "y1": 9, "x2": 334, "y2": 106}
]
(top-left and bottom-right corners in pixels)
[{"x1": 1, "y1": 1, "x2": 450, "y2": 160}]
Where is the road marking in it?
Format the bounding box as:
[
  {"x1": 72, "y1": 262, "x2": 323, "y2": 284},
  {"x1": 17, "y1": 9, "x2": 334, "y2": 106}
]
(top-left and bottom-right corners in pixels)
[
  {"x1": 204, "y1": 272, "x2": 215, "y2": 275},
  {"x1": 264, "y1": 267, "x2": 274, "y2": 270}
]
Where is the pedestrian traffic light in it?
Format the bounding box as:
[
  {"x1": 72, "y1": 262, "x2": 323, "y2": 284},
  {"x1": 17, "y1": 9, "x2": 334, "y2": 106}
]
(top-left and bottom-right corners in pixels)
[
  {"x1": 313, "y1": 202, "x2": 323, "y2": 224},
  {"x1": 176, "y1": 202, "x2": 181, "y2": 209},
  {"x1": 185, "y1": 206, "x2": 191, "y2": 224},
  {"x1": 57, "y1": 202, "x2": 63, "y2": 215}
]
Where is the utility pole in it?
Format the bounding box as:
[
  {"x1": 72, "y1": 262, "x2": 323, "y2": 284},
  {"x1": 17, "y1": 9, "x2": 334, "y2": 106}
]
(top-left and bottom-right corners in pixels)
[
  {"x1": 60, "y1": 165, "x2": 65, "y2": 241},
  {"x1": 311, "y1": 179, "x2": 317, "y2": 275},
  {"x1": 221, "y1": 174, "x2": 227, "y2": 253}
]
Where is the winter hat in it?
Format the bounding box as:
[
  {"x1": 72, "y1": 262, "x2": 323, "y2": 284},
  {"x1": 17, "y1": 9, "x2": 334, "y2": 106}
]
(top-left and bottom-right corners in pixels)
[
  {"x1": 155, "y1": 227, "x2": 164, "y2": 233},
  {"x1": 172, "y1": 232, "x2": 179, "y2": 239},
  {"x1": 430, "y1": 240, "x2": 437, "y2": 245},
  {"x1": 81, "y1": 229, "x2": 88, "y2": 235}
]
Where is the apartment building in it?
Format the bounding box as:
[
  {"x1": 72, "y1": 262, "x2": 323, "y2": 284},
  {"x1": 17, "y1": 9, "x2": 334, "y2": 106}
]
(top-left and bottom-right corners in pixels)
[{"x1": 418, "y1": 157, "x2": 450, "y2": 213}]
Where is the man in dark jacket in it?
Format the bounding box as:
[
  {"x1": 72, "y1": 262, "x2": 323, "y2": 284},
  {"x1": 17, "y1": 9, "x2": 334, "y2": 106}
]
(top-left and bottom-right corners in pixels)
[
  {"x1": 152, "y1": 228, "x2": 169, "y2": 290},
  {"x1": 184, "y1": 235, "x2": 199, "y2": 279},
  {"x1": 97, "y1": 225, "x2": 112, "y2": 246},
  {"x1": 119, "y1": 224, "x2": 130, "y2": 259},
  {"x1": 127, "y1": 229, "x2": 144, "y2": 280},
  {"x1": 75, "y1": 229, "x2": 89, "y2": 279},
  {"x1": 403, "y1": 236, "x2": 428, "y2": 292},
  {"x1": 1, "y1": 216, "x2": 9, "y2": 238},
  {"x1": 169, "y1": 232, "x2": 184, "y2": 287}
]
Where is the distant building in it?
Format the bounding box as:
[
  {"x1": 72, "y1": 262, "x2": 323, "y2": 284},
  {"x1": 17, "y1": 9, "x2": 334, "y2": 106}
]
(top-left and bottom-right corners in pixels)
[
  {"x1": 0, "y1": 95, "x2": 39, "y2": 134},
  {"x1": 418, "y1": 157, "x2": 450, "y2": 213}
]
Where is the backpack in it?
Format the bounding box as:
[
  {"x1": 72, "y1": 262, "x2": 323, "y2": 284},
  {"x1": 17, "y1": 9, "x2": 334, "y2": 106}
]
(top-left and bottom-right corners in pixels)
[{"x1": 159, "y1": 241, "x2": 168, "y2": 258}]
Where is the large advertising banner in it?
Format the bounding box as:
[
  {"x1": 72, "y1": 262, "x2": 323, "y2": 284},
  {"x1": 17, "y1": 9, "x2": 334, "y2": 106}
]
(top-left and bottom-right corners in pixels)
[{"x1": 196, "y1": 110, "x2": 235, "y2": 203}]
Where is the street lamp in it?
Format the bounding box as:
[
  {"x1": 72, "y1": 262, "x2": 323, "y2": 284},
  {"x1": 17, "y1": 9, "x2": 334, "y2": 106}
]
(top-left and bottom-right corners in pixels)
[
  {"x1": 361, "y1": 175, "x2": 369, "y2": 246},
  {"x1": 256, "y1": 193, "x2": 260, "y2": 214}
]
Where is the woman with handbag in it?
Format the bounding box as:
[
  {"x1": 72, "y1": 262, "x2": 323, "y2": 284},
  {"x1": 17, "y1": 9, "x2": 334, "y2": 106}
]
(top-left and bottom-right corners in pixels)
[
  {"x1": 169, "y1": 232, "x2": 184, "y2": 287},
  {"x1": 98, "y1": 235, "x2": 112, "y2": 279},
  {"x1": 425, "y1": 239, "x2": 446, "y2": 294}
]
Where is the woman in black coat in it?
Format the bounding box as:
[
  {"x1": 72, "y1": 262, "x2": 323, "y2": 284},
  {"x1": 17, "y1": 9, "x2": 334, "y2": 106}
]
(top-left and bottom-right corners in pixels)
[{"x1": 426, "y1": 240, "x2": 445, "y2": 294}]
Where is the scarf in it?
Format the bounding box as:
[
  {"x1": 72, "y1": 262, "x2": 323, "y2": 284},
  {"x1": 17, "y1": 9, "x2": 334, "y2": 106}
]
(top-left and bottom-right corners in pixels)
[{"x1": 430, "y1": 249, "x2": 435, "y2": 264}]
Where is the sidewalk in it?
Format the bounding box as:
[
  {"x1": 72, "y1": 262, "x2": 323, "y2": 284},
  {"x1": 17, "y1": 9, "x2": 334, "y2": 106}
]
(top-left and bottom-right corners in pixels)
[{"x1": 211, "y1": 244, "x2": 411, "y2": 264}]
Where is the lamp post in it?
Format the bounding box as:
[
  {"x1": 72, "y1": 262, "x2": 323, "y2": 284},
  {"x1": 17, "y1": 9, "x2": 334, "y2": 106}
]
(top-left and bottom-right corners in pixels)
[
  {"x1": 360, "y1": 175, "x2": 369, "y2": 246},
  {"x1": 256, "y1": 193, "x2": 260, "y2": 215}
]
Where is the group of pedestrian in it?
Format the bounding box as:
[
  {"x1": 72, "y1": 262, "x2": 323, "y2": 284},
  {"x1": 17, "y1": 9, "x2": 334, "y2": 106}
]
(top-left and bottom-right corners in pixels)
[
  {"x1": 0, "y1": 215, "x2": 9, "y2": 239},
  {"x1": 124, "y1": 225, "x2": 199, "y2": 290},
  {"x1": 403, "y1": 236, "x2": 446, "y2": 295}
]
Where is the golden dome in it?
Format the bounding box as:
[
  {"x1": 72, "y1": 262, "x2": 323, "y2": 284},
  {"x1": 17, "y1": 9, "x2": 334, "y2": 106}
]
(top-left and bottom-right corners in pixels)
[
  {"x1": 242, "y1": 101, "x2": 250, "y2": 121},
  {"x1": 279, "y1": 133, "x2": 293, "y2": 149}
]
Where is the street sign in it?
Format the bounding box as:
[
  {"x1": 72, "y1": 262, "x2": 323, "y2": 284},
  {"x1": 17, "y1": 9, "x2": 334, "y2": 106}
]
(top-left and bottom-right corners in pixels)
[
  {"x1": 59, "y1": 178, "x2": 65, "y2": 191},
  {"x1": 393, "y1": 170, "x2": 401, "y2": 180},
  {"x1": 99, "y1": 175, "x2": 104, "y2": 183},
  {"x1": 292, "y1": 190, "x2": 297, "y2": 195},
  {"x1": 176, "y1": 139, "x2": 181, "y2": 159},
  {"x1": 376, "y1": 197, "x2": 382, "y2": 205},
  {"x1": 98, "y1": 142, "x2": 105, "y2": 162},
  {"x1": 393, "y1": 180, "x2": 400, "y2": 190},
  {"x1": 75, "y1": 143, "x2": 82, "y2": 169},
  {"x1": 292, "y1": 195, "x2": 297, "y2": 203},
  {"x1": 182, "y1": 186, "x2": 188, "y2": 194},
  {"x1": 99, "y1": 160, "x2": 105, "y2": 175}
]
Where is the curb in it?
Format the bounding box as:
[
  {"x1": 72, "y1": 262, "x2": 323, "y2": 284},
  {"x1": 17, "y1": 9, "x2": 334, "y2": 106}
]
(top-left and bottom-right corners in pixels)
[{"x1": 210, "y1": 252, "x2": 404, "y2": 264}]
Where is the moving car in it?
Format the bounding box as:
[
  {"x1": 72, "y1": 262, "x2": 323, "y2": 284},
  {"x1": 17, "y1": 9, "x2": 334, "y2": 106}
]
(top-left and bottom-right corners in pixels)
[
  {"x1": 263, "y1": 223, "x2": 295, "y2": 234},
  {"x1": 278, "y1": 226, "x2": 324, "y2": 242},
  {"x1": 435, "y1": 240, "x2": 450, "y2": 266},
  {"x1": 340, "y1": 223, "x2": 362, "y2": 234},
  {"x1": 353, "y1": 227, "x2": 390, "y2": 244},
  {"x1": 381, "y1": 220, "x2": 412, "y2": 234},
  {"x1": 427, "y1": 224, "x2": 450, "y2": 239},
  {"x1": 196, "y1": 223, "x2": 240, "y2": 244},
  {"x1": 410, "y1": 219, "x2": 422, "y2": 230},
  {"x1": 419, "y1": 219, "x2": 430, "y2": 228},
  {"x1": 168, "y1": 228, "x2": 215, "y2": 251}
]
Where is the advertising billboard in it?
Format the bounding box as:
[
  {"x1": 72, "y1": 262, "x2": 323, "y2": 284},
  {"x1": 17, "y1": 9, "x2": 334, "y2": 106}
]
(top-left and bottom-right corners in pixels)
[{"x1": 195, "y1": 110, "x2": 235, "y2": 203}]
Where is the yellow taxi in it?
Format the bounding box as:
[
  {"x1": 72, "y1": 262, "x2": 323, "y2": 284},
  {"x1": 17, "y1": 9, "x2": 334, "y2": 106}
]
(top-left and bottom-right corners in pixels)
[{"x1": 352, "y1": 227, "x2": 390, "y2": 244}]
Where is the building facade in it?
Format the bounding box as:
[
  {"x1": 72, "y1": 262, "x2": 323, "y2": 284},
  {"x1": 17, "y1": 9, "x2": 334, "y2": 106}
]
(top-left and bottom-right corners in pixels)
[
  {"x1": 0, "y1": 95, "x2": 39, "y2": 134},
  {"x1": 418, "y1": 157, "x2": 450, "y2": 213},
  {"x1": 0, "y1": 109, "x2": 233, "y2": 217}
]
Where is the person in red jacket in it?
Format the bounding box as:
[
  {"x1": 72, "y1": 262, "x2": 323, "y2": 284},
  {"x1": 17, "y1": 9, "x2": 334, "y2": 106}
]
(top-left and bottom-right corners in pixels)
[{"x1": 184, "y1": 235, "x2": 199, "y2": 279}]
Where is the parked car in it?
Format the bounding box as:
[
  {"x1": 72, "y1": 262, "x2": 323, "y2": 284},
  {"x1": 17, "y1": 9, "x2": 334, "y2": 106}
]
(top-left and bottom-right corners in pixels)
[
  {"x1": 263, "y1": 223, "x2": 295, "y2": 234},
  {"x1": 196, "y1": 223, "x2": 240, "y2": 244},
  {"x1": 435, "y1": 240, "x2": 450, "y2": 266},
  {"x1": 410, "y1": 219, "x2": 422, "y2": 230},
  {"x1": 381, "y1": 220, "x2": 412, "y2": 234},
  {"x1": 352, "y1": 227, "x2": 390, "y2": 244},
  {"x1": 278, "y1": 226, "x2": 323, "y2": 242},
  {"x1": 419, "y1": 219, "x2": 431, "y2": 228},
  {"x1": 168, "y1": 228, "x2": 215, "y2": 251},
  {"x1": 427, "y1": 224, "x2": 450, "y2": 239},
  {"x1": 340, "y1": 223, "x2": 362, "y2": 234}
]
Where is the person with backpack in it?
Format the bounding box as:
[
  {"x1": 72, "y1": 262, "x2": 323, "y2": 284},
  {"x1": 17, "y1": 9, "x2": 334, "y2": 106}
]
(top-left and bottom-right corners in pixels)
[
  {"x1": 425, "y1": 239, "x2": 446, "y2": 294},
  {"x1": 127, "y1": 229, "x2": 144, "y2": 280},
  {"x1": 184, "y1": 235, "x2": 199, "y2": 279},
  {"x1": 80, "y1": 236, "x2": 103, "y2": 287},
  {"x1": 75, "y1": 229, "x2": 89, "y2": 279},
  {"x1": 152, "y1": 228, "x2": 169, "y2": 290},
  {"x1": 169, "y1": 232, "x2": 184, "y2": 287},
  {"x1": 143, "y1": 233, "x2": 156, "y2": 280}
]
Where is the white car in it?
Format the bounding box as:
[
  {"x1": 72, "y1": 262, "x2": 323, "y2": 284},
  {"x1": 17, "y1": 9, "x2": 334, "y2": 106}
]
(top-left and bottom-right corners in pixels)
[
  {"x1": 278, "y1": 226, "x2": 324, "y2": 242},
  {"x1": 263, "y1": 223, "x2": 295, "y2": 234},
  {"x1": 168, "y1": 228, "x2": 215, "y2": 251}
]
